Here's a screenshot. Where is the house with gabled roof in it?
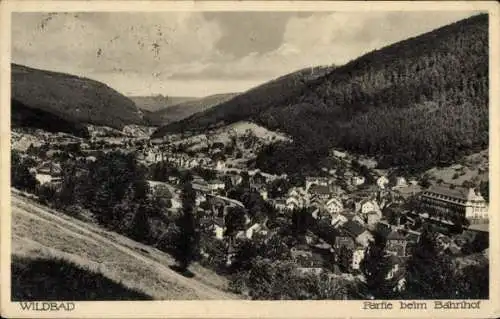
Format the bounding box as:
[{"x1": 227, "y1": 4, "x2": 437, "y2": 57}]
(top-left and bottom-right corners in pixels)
[
  {"x1": 325, "y1": 197, "x2": 344, "y2": 215},
  {"x1": 342, "y1": 220, "x2": 373, "y2": 248},
  {"x1": 355, "y1": 197, "x2": 381, "y2": 215},
  {"x1": 250, "y1": 172, "x2": 267, "y2": 186},
  {"x1": 286, "y1": 187, "x2": 310, "y2": 210},
  {"x1": 330, "y1": 212, "x2": 349, "y2": 228}
]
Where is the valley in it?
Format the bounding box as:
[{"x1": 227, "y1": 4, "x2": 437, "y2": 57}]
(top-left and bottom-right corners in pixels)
[{"x1": 9, "y1": 12, "x2": 490, "y2": 301}]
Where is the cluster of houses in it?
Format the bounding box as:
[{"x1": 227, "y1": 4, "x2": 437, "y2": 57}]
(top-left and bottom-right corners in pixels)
[
  {"x1": 136, "y1": 146, "x2": 230, "y2": 171},
  {"x1": 15, "y1": 127, "x2": 490, "y2": 285},
  {"x1": 189, "y1": 164, "x2": 489, "y2": 284}
]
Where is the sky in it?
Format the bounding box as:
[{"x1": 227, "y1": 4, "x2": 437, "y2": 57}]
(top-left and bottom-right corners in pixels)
[{"x1": 12, "y1": 11, "x2": 479, "y2": 97}]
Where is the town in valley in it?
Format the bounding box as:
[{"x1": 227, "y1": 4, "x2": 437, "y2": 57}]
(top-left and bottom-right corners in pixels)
[{"x1": 9, "y1": 11, "x2": 490, "y2": 301}]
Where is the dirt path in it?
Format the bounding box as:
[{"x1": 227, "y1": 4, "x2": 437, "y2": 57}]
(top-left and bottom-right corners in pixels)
[{"x1": 11, "y1": 193, "x2": 238, "y2": 300}]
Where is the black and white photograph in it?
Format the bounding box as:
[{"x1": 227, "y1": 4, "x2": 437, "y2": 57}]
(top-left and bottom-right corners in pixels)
[{"x1": 1, "y1": 1, "x2": 498, "y2": 318}]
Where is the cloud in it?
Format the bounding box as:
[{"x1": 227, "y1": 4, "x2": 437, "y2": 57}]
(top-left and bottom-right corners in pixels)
[
  {"x1": 12, "y1": 11, "x2": 480, "y2": 96},
  {"x1": 202, "y1": 12, "x2": 319, "y2": 58},
  {"x1": 12, "y1": 12, "x2": 223, "y2": 76}
]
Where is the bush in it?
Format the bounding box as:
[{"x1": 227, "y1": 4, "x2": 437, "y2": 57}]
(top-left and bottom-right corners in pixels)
[
  {"x1": 231, "y1": 257, "x2": 351, "y2": 300},
  {"x1": 199, "y1": 236, "x2": 227, "y2": 273},
  {"x1": 156, "y1": 223, "x2": 181, "y2": 254},
  {"x1": 228, "y1": 271, "x2": 250, "y2": 295},
  {"x1": 37, "y1": 184, "x2": 58, "y2": 205},
  {"x1": 11, "y1": 151, "x2": 38, "y2": 192}
]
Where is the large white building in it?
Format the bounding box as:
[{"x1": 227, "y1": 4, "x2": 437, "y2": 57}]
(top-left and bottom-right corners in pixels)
[{"x1": 419, "y1": 185, "x2": 488, "y2": 223}]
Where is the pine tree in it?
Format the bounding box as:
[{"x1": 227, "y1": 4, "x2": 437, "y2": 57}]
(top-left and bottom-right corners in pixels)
[
  {"x1": 128, "y1": 206, "x2": 151, "y2": 245},
  {"x1": 338, "y1": 246, "x2": 353, "y2": 273},
  {"x1": 360, "y1": 234, "x2": 394, "y2": 299},
  {"x1": 172, "y1": 179, "x2": 199, "y2": 271}
]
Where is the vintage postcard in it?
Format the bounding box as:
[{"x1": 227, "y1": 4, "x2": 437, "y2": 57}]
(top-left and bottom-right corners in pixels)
[{"x1": 1, "y1": 1, "x2": 499, "y2": 318}]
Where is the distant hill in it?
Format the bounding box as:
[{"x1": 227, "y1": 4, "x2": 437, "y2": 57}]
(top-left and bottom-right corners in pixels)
[
  {"x1": 146, "y1": 93, "x2": 239, "y2": 126},
  {"x1": 11, "y1": 64, "x2": 143, "y2": 133},
  {"x1": 152, "y1": 65, "x2": 335, "y2": 136},
  {"x1": 130, "y1": 95, "x2": 197, "y2": 113},
  {"x1": 156, "y1": 14, "x2": 488, "y2": 174}
]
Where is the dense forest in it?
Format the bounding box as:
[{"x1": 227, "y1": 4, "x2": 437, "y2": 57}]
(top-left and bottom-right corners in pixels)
[
  {"x1": 11, "y1": 99, "x2": 90, "y2": 138},
  {"x1": 12, "y1": 63, "x2": 144, "y2": 130},
  {"x1": 158, "y1": 14, "x2": 489, "y2": 173},
  {"x1": 152, "y1": 65, "x2": 336, "y2": 137}
]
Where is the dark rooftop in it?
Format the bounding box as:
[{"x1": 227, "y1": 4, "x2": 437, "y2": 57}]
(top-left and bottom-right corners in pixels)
[
  {"x1": 387, "y1": 230, "x2": 406, "y2": 240},
  {"x1": 425, "y1": 185, "x2": 477, "y2": 201},
  {"x1": 309, "y1": 184, "x2": 332, "y2": 195},
  {"x1": 375, "y1": 222, "x2": 393, "y2": 238},
  {"x1": 343, "y1": 220, "x2": 367, "y2": 237}
]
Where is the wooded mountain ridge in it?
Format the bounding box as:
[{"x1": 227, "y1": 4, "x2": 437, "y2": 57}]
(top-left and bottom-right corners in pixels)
[
  {"x1": 152, "y1": 64, "x2": 336, "y2": 137},
  {"x1": 12, "y1": 63, "x2": 143, "y2": 133},
  {"x1": 155, "y1": 14, "x2": 489, "y2": 174}
]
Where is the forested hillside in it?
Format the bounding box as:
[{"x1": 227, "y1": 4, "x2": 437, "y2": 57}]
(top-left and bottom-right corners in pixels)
[
  {"x1": 157, "y1": 14, "x2": 489, "y2": 173},
  {"x1": 11, "y1": 99, "x2": 90, "y2": 137},
  {"x1": 12, "y1": 64, "x2": 144, "y2": 131},
  {"x1": 152, "y1": 65, "x2": 335, "y2": 136}
]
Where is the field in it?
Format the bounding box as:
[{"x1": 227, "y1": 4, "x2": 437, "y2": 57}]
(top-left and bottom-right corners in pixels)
[
  {"x1": 11, "y1": 190, "x2": 238, "y2": 300},
  {"x1": 424, "y1": 150, "x2": 488, "y2": 185}
]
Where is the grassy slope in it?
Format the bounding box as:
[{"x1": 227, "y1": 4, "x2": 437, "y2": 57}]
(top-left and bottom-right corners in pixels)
[
  {"x1": 12, "y1": 64, "x2": 143, "y2": 130},
  {"x1": 424, "y1": 150, "x2": 489, "y2": 185},
  {"x1": 11, "y1": 191, "x2": 238, "y2": 300}
]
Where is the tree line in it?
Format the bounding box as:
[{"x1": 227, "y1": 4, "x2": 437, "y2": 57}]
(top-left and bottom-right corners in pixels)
[{"x1": 12, "y1": 150, "x2": 200, "y2": 273}]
